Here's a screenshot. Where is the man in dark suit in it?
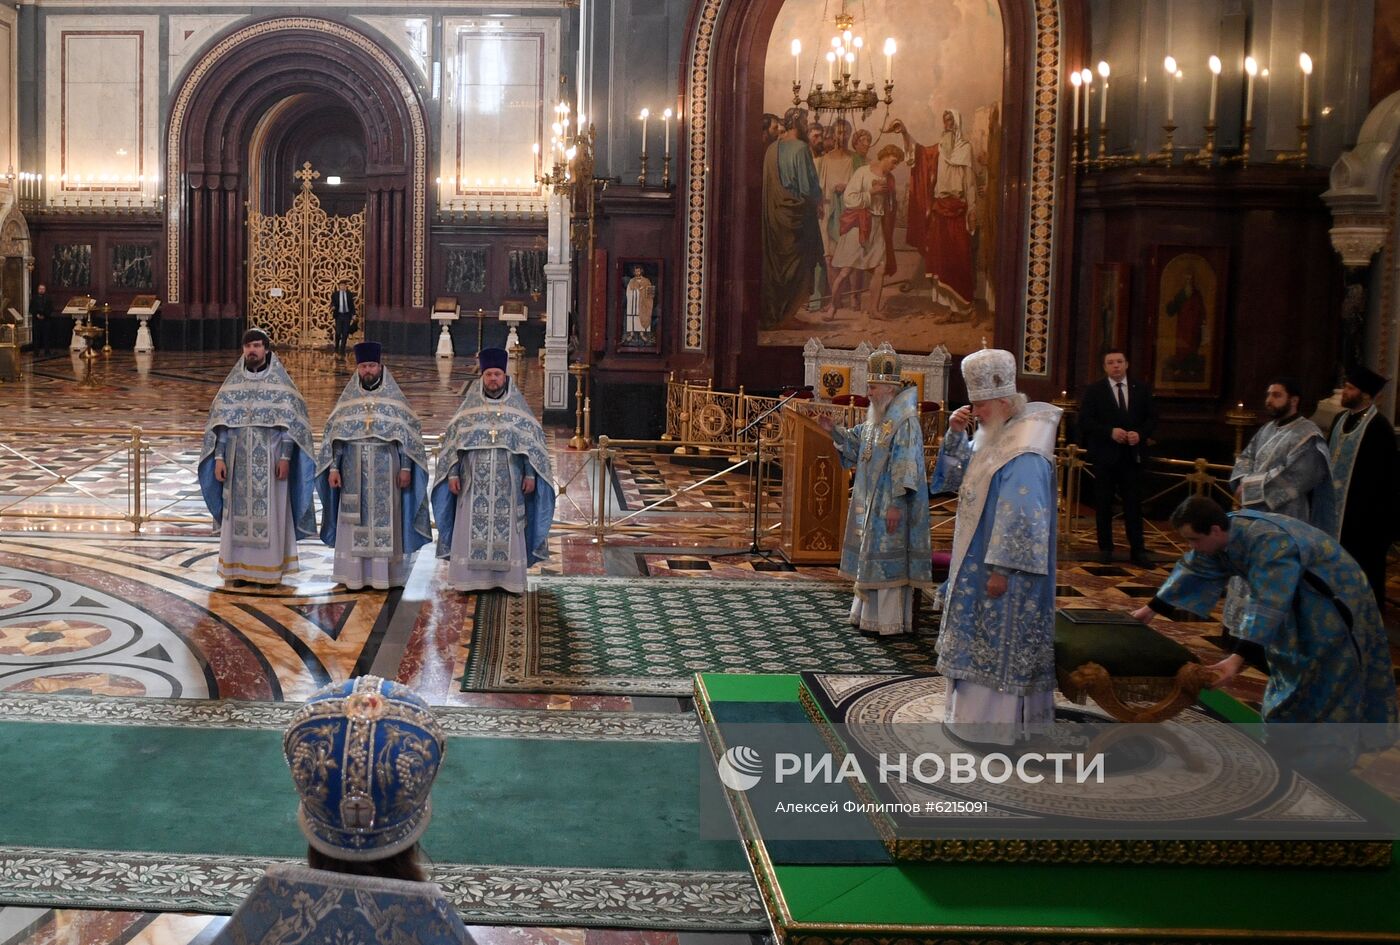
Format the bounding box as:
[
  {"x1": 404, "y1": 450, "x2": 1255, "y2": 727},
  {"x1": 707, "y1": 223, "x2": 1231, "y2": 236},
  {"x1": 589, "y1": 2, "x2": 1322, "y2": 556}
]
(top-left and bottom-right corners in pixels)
[
  {"x1": 29, "y1": 283, "x2": 55, "y2": 354},
  {"x1": 1078, "y1": 348, "x2": 1158, "y2": 565},
  {"x1": 330, "y1": 281, "x2": 356, "y2": 357}
]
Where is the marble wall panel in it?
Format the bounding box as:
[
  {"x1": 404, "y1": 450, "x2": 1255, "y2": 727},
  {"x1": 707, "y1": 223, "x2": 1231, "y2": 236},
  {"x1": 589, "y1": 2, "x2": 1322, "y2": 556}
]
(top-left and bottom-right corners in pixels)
[
  {"x1": 42, "y1": 16, "x2": 160, "y2": 207},
  {"x1": 352, "y1": 15, "x2": 430, "y2": 79},
  {"x1": 167, "y1": 14, "x2": 246, "y2": 91}
]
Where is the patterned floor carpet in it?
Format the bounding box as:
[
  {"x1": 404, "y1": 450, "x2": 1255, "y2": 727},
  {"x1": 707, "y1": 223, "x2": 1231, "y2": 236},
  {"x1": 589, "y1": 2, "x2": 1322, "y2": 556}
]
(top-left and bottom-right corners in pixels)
[
  {"x1": 0, "y1": 692, "x2": 760, "y2": 929},
  {"x1": 463, "y1": 576, "x2": 940, "y2": 695}
]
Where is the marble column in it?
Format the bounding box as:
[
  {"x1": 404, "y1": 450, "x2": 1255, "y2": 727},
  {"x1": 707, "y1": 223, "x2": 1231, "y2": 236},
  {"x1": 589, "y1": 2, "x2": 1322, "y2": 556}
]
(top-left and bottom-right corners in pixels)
[{"x1": 544, "y1": 190, "x2": 573, "y2": 413}]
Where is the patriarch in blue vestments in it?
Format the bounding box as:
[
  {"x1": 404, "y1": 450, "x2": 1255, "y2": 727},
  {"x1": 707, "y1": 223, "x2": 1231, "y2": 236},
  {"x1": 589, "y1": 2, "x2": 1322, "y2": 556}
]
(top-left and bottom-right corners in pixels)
[{"x1": 930, "y1": 347, "x2": 1061, "y2": 743}]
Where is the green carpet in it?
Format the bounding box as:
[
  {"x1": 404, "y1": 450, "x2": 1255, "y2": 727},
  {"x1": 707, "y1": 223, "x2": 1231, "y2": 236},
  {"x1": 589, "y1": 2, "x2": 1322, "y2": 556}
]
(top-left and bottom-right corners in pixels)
[
  {"x1": 0, "y1": 691, "x2": 760, "y2": 929},
  {"x1": 464, "y1": 576, "x2": 939, "y2": 695},
  {"x1": 698, "y1": 674, "x2": 1400, "y2": 943}
]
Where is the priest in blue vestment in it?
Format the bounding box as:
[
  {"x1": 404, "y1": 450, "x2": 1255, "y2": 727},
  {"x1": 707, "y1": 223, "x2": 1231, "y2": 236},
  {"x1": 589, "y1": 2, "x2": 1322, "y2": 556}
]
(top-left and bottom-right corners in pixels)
[
  {"x1": 431, "y1": 348, "x2": 555, "y2": 593},
  {"x1": 198, "y1": 329, "x2": 316, "y2": 587},
  {"x1": 1132, "y1": 497, "x2": 1397, "y2": 725},
  {"x1": 929, "y1": 347, "x2": 1062, "y2": 743},
  {"x1": 212, "y1": 676, "x2": 470, "y2": 944},
  {"x1": 820, "y1": 343, "x2": 933, "y2": 636},
  {"x1": 315, "y1": 343, "x2": 432, "y2": 590}
]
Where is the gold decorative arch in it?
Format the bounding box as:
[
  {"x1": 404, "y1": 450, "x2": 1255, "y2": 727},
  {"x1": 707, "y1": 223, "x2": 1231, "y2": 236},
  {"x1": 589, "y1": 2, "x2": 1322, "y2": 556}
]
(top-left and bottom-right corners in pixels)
[{"x1": 247, "y1": 163, "x2": 364, "y2": 348}]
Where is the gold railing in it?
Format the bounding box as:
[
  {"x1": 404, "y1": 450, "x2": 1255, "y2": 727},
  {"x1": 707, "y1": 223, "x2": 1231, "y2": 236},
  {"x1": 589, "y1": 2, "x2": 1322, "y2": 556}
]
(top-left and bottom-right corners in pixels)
[
  {"x1": 664, "y1": 375, "x2": 948, "y2": 452},
  {"x1": 0, "y1": 424, "x2": 1236, "y2": 554}
]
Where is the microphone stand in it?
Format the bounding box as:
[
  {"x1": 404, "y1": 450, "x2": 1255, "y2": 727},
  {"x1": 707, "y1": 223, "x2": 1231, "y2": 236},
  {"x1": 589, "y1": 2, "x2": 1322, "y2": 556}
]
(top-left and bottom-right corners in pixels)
[{"x1": 714, "y1": 387, "x2": 809, "y2": 559}]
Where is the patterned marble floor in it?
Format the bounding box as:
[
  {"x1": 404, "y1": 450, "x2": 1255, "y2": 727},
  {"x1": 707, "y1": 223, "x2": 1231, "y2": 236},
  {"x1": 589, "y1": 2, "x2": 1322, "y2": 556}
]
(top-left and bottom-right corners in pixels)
[{"x1": 2, "y1": 350, "x2": 1399, "y2": 945}]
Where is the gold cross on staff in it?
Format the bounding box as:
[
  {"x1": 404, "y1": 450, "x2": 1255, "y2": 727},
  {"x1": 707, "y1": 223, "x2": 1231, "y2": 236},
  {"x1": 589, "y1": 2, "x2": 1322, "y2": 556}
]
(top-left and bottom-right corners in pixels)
[{"x1": 294, "y1": 162, "x2": 320, "y2": 191}]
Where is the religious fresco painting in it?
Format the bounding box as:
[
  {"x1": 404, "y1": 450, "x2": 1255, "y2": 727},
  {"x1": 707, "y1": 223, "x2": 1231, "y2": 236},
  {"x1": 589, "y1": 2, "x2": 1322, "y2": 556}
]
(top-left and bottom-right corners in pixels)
[
  {"x1": 1149, "y1": 246, "x2": 1229, "y2": 397},
  {"x1": 758, "y1": 0, "x2": 1003, "y2": 353},
  {"x1": 617, "y1": 258, "x2": 662, "y2": 353}
]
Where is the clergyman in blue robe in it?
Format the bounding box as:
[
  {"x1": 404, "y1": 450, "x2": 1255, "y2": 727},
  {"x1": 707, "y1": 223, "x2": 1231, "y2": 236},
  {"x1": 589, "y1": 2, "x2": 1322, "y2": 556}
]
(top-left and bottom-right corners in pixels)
[
  {"x1": 821, "y1": 343, "x2": 933, "y2": 636},
  {"x1": 430, "y1": 348, "x2": 555, "y2": 594},
  {"x1": 315, "y1": 343, "x2": 432, "y2": 590},
  {"x1": 930, "y1": 347, "x2": 1062, "y2": 744},
  {"x1": 198, "y1": 329, "x2": 316, "y2": 587},
  {"x1": 1133, "y1": 497, "x2": 1397, "y2": 725}
]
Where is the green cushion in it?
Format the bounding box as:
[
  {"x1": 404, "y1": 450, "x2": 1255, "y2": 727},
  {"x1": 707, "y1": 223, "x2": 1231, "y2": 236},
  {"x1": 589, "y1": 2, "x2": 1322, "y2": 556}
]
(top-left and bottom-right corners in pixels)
[{"x1": 1054, "y1": 610, "x2": 1196, "y2": 678}]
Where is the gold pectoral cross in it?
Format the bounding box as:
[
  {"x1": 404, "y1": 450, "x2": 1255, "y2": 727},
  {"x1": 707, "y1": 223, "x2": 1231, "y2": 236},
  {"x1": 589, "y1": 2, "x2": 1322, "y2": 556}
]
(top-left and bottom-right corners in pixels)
[{"x1": 489, "y1": 429, "x2": 499, "y2": 444}]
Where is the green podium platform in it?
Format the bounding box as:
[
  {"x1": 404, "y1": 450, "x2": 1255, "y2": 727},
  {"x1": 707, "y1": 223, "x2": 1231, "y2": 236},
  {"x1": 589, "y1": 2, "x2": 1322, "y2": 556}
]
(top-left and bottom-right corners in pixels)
[{"x1": 695, "y1": 673, "x2": 1400, "y2": 945}]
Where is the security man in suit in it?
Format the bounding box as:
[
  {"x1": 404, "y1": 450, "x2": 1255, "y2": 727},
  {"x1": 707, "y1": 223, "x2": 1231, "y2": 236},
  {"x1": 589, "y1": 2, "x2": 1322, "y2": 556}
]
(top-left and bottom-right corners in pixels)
[
  {"x1": 330, "y1": 280, "x2": 356, "y2": 357},
  {"x1": 1078, "y1": 348, "x2": 1158, "y2": 566}
]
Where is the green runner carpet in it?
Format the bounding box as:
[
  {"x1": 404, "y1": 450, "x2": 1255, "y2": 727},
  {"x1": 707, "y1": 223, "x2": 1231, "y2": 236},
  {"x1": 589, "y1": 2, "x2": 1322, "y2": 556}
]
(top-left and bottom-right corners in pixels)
[
  {"x1": 0, "y1": 691, "x2": 761, "y2": 929},
  {"x1": 464, "y1": 577, "x2": 940, "y2": 695}
]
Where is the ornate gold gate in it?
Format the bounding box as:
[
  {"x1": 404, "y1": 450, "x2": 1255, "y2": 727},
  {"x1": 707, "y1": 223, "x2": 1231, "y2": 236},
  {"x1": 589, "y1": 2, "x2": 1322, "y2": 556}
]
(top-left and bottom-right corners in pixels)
[{"x1": 247, "y1": 162, "x2": 365, "y2": 348}]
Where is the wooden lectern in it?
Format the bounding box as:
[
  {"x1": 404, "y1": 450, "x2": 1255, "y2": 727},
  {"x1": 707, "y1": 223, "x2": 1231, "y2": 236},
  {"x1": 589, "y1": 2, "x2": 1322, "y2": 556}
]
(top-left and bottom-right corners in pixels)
[{"x1": 778, "y1": 406, "x2": 849, "y2": 564}]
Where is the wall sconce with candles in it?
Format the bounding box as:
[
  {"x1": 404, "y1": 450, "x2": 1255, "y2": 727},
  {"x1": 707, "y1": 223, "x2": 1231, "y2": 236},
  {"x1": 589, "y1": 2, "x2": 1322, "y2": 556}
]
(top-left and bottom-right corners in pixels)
[
  {"x1": 1076, "y1": 48, "x2": 1318, "y2": 173},
  {"x1": 635, "y1": 104, "x2": 680, "y2": 189},
  {"x1": 1183, "y1": 54, "x2": 1223, "y2": 166},
  {"x1": 1275, "y1": 52, "x2": 1312, "y2": 166}
]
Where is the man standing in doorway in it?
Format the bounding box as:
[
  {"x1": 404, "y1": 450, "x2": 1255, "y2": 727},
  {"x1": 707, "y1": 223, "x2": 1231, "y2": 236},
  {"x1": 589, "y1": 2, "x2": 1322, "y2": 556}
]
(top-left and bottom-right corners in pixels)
[
  {"x1": 1078, "y1": 348, "x2": 1157, "y2": 565},
  {"x1": 199, "y1": 329, "x2": 317, "y2": 587},
  {"x1": 330, "y1": 280, "x2": 356, "y2": 357}
]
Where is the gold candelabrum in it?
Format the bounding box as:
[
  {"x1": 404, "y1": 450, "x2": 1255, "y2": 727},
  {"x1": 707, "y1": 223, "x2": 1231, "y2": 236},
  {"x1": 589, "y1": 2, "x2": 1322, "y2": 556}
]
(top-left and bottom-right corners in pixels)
[
  {"x1": 1221, "y1": 121, "x2": 1255, "y2": 166},
  {"x1": 73, "y1": 323, "x2": 105, "y2": 390},
  {"x1": 1145, "y1": 122, "x2": 1177, "y2": 166},
  {"x1": 1275, "y1": 121, "x2": 1311, "y2": 166},
  {"x1": 568, "y1": 362, "x2": 592, "y2": 450},
  {"x1": 1088, "y1": 125, "x2": 1139, "y2": 169},
  {"x1": 1224, "y1": 401, "x2": 1258, "y2": 456},
  {"x1": 1183, "y1": 121, "x2": 1218, "y2": 167},
  {"x1": 1050, "y1": 389, "x2": 1079, "y2": 450},
  {"x1": 100, "y1": 302, "x2": 113, "y2": 354}
]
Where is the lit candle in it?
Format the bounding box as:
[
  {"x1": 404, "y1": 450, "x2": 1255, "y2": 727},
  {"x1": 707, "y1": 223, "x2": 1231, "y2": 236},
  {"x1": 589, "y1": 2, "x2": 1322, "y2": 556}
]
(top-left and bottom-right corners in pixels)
[
  {"x1": 1081, "y1": 67, "x2": 1094, "y2": 131},
  {"x1": 1097, "y1": 61, "x2": 1110, "y2": 126},
  {"x1": 844, "y1": 51, "x2": 854, "y2": 77},
  {"x1": 1299, "y1": 52, "x2": 1313, "y2": 122},
  {"x1": 640, "y1": 108, "x2": 649, "y2": 159},
  {"x1": 852, "y1": 36, "x2": 863, "y2": 77},
  {"x1": 883, "y1": 38, "x2": 895, "y2": 82},
  {"x1": 1163, "y1": 56, "x2": 1177, "y2": 122},
  {"x1": 1208, "y1": 55, "x2": 1221, "y2": 123},
  {"x1": 826, "y1": 51, "x2": 835, "y2": 85},
  {"x1": 791, "y1": 39, "x2": 801, "y2": 83},
  {"x1": 1070, "y1": 70, "x2": 1081, "y2": 133},
  {"x1": 663, "y1": 108, "x2": 672, "y2": 157},
  {"x1": 1244, "y1": 56, "x2": 1258, "y2": 122}
]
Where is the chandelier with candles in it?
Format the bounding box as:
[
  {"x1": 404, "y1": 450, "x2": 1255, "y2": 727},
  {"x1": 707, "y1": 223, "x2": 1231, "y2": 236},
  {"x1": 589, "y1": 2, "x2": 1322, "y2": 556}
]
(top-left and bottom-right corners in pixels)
[{"x1": 789, "y1": 2, "x2": 895, "y2": 121}]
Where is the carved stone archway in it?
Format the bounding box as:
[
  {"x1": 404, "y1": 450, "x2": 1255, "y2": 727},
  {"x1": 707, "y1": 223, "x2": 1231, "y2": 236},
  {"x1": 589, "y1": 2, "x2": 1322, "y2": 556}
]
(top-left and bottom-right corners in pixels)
[
  {"x1": 166, "y1": 17, "x2": 427, "y2": 345},
  {"x1": 1324, "y1": 88, "x2": 1400, "y2": 419}
]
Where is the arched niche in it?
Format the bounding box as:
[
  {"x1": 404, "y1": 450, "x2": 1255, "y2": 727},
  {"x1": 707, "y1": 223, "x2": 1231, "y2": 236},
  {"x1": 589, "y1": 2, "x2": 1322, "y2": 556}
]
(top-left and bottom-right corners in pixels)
[
  {"x1": 1324, "y1": 88, "x2": 1400, "y2": 420},
  {"x1": 679, "y1": 0, "x2": 1085, "y2": 391},
  {"x1": 165, "y1": 17, "x2": 427, "y2": 341}
]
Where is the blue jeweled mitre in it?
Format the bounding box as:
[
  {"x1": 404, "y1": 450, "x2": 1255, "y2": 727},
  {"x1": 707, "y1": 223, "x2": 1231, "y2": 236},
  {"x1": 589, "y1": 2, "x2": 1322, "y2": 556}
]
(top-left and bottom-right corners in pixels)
[{"x1": 283, "y1": 676, "x2": 446, "y2": 861}]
